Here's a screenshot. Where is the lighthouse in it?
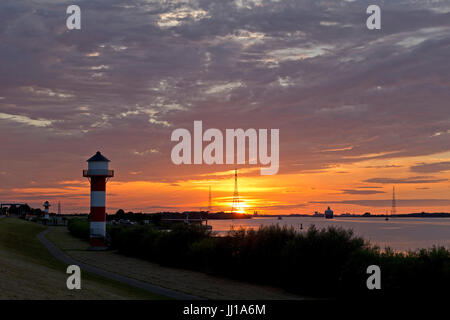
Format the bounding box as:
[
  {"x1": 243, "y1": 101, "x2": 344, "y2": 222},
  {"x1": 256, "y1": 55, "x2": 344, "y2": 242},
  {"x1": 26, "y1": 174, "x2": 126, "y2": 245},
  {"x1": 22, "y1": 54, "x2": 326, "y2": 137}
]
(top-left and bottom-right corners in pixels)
[
  {"x1": 43, "y1": 201, "x2": 51, "y2": 219},
  {"x1": 83, "y1": 151, "x2": 114, "y2": 249}
]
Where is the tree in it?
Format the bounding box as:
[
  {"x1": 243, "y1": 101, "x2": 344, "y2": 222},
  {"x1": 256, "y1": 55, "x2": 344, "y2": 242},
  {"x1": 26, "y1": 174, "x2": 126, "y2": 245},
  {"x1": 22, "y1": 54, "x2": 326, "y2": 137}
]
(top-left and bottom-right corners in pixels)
[
  {"x1": 115, "y1": 209, "x2": 125, "y2": 218},
  {"x1": 8, "y1": 205, "x2": 18, "y2": 215},
  {"x1": 19, "y1": 204, "x2": 31, "y2": 215}
]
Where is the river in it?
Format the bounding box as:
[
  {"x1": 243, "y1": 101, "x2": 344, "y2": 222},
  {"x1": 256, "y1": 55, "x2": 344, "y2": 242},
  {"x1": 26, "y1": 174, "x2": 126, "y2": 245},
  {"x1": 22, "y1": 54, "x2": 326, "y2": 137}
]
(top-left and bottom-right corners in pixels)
[{"x1": 207, "y1": 216, "x2": 450, "y2": 251}]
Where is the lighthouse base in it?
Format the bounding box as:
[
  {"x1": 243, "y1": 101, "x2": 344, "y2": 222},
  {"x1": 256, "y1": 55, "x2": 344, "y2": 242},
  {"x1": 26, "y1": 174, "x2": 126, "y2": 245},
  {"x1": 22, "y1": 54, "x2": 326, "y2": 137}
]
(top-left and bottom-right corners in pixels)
[
  {"x1": 88, "y1": 237, "x2": 108, "y2": 251},
  {"x1": 87, "y1": 246, "x2": 108, "y2": 251}
]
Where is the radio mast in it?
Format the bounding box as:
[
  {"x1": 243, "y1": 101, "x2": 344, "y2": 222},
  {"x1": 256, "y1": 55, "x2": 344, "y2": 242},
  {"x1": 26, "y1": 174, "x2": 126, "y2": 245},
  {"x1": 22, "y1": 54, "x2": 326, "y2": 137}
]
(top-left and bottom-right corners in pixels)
[
  {"x1": 231, "y1": 168, "x2": 240, "y2": 214},
  {"x1": 391, "y1": 186, "x2": 397, "y2": 216}
]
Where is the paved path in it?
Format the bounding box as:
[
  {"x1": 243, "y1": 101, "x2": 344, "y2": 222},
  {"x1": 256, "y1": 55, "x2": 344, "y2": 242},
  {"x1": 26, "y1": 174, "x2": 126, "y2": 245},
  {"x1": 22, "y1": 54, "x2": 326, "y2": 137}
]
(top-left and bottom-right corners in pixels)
[{"x1": 37, "y1": 228, "x2": 200, "y2": 300}]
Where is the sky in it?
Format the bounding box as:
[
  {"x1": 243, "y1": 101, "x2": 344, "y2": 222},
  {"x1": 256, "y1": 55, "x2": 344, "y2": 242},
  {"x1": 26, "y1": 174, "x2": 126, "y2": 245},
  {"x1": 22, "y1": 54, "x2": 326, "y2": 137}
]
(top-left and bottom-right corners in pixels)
[{"x1": 0, "y1": 0, "x2": 449, "y2": 214}]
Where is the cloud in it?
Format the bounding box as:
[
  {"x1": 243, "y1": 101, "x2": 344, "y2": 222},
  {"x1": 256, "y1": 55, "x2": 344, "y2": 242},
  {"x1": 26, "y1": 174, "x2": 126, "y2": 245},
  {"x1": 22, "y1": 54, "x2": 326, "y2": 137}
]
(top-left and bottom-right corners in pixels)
[
  {"x1": 264, "y1": 45, "x2": 334, "y2": 65},
  {"x1": 22, "y1": 86, "x2": 74, "y2": 99},
  {"x1": 363, "y1": 165, "x2": 403, "y2": 169},
  {"x1": 356, "y1": 186, "x2": 383, "y2": 189},
  {"x1": 341, "y1": 189, "x2": 386, "y2": 195},
  {"x1": 205, "y1": 81, "x2": 244, "y2": 95},
  {"x1": 133, "y1": 149, "x2": 160, "y2": 156},
  {"x1": 310, "y1": 199, "x2": 450, "y2": 207},
  {"x1": 157, "y1": 7, "x2": 210, "y2": 28},
  {"x1": 251, "y1": 203, "x2": 307, "y2": 211},
  {"x1": 364, "y1": 176, "x2": 448, "y2": 184},
  {"x1": 0, "y1": 112, "x2": 52, "y2": 127},
  {"x1": 410, "y1": 161, "x2": 450, "y2": 173}
]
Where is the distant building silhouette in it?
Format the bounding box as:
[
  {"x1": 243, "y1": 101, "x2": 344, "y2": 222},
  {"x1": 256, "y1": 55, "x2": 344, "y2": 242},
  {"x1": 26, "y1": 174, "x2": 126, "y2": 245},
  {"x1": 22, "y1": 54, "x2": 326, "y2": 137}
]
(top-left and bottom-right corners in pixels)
[{"x1": 325, "y1": 206, "x2": 334, "y2": 219}]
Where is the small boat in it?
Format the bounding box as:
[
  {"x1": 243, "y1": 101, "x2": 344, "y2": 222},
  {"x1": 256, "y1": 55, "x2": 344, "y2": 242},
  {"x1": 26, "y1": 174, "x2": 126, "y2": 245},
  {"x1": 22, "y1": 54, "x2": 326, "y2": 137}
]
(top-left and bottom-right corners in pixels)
[{"x1": 277, "y1": 216, "x2": 282, "y2": 220}]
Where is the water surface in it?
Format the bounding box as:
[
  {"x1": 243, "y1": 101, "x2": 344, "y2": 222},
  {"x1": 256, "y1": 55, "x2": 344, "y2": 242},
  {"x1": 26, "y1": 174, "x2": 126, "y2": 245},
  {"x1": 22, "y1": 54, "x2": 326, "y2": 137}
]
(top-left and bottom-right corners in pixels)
[{"x1": 207, "y1": 217, "x2": 450, "y2": 251}]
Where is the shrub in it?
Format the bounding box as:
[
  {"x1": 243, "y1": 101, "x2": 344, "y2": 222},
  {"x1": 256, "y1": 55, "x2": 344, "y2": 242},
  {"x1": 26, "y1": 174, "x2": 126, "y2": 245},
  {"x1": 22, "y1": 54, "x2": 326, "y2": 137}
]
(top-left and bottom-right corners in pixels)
[
  {"x1": 67, "y1": 221, "x2": 450, "y2": 298},
  {"x1": 67, "y1": 218, "x2": 89, "y2": 240}
]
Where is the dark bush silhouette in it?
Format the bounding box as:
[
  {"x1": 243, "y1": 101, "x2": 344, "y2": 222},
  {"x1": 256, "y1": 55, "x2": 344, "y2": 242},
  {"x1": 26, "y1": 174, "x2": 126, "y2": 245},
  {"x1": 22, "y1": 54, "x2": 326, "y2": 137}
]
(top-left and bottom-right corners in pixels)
[
  {"x1": 67, "y1": 218, "x2": 89, "y2": 240},
  {"x1": 68, "y1": 220, "x2": 450, "y2": 298}
]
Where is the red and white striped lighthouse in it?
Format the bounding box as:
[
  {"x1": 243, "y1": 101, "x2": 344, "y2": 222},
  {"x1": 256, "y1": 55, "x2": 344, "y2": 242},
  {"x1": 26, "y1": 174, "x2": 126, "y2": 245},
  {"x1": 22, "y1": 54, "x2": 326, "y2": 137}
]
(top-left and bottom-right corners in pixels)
[{"x1": 83, "y1": 151, "x2": 114, "y2": 249}]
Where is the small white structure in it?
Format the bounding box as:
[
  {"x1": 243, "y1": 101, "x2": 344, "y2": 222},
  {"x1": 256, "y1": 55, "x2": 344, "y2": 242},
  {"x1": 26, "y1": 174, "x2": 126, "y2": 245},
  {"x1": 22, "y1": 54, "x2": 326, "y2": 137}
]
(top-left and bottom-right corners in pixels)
[{"x1": 43, "y1": 201, "x2": 51, "y2": 219}]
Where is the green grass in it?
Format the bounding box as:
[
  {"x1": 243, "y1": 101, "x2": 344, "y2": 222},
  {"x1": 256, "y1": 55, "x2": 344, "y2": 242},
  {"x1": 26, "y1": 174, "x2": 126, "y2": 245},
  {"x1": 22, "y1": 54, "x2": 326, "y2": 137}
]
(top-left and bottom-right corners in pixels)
[
  {"x1": 0, "y1": 217, "x2": 64, "y2": 269},
  {"x1": 0, "y1": 217, "x2": 167, "y2": 299}
]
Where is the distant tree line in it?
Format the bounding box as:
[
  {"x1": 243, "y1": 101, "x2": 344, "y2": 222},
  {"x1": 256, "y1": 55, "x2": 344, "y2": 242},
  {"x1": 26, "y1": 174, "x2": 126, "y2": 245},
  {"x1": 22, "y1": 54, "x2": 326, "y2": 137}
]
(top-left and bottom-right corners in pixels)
[
  {"x1": 107, "y1": 209, "x2": 250, "y2": 223},
  {"x1": 1, "y1": 204, "x2": 44, "y2": 216}
]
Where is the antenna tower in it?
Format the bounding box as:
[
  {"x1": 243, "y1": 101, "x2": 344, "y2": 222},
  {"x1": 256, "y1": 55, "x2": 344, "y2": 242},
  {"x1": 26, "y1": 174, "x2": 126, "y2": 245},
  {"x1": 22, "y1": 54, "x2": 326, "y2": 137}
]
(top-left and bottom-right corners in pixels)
[
  {"x1": 231, "y1": 168, "x2": 240, "y2": 213},
  {"x1": 391, "y1": 186, "x2": 396, "y2": 216},
  {"x1": 208, "y1": 186, "x2": 212, "y2": 213}
]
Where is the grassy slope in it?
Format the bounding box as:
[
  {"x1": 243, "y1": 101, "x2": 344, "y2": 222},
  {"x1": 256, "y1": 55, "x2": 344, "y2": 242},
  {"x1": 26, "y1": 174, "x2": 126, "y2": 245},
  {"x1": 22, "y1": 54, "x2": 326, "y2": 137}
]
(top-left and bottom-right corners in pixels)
[
  {"x1": 48, "y1": 224, "x2": 303, "y2": 299},
  {"x1": 0, "y1": 217, "x2": 165, "y2": 299}
]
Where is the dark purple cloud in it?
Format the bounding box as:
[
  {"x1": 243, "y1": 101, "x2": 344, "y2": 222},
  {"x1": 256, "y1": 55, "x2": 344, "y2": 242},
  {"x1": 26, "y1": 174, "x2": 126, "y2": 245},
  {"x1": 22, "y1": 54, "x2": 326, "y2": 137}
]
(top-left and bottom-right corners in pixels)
[
  {"x1": 364, "y1": 165, "x2": 403, "y2": 169},
  {"x1": 310, "y1": 199, "x2": 450, "y2": 207},
  {"x1": 364, "y1": 176, "x2": 448, "y2": 184},
  {"x1": 410, "y1": 161, "x2": 450, "y2": 173},
  {"x1": 341, "y1": 189, "x2": 386, "y2": 195}
]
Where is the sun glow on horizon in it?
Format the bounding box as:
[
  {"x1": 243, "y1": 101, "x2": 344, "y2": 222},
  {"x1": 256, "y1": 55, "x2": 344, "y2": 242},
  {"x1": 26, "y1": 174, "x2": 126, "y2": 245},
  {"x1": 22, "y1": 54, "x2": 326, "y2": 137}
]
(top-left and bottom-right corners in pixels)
[{"x1": 5, "y1": 151, "x2": 450, "y2": 215}]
